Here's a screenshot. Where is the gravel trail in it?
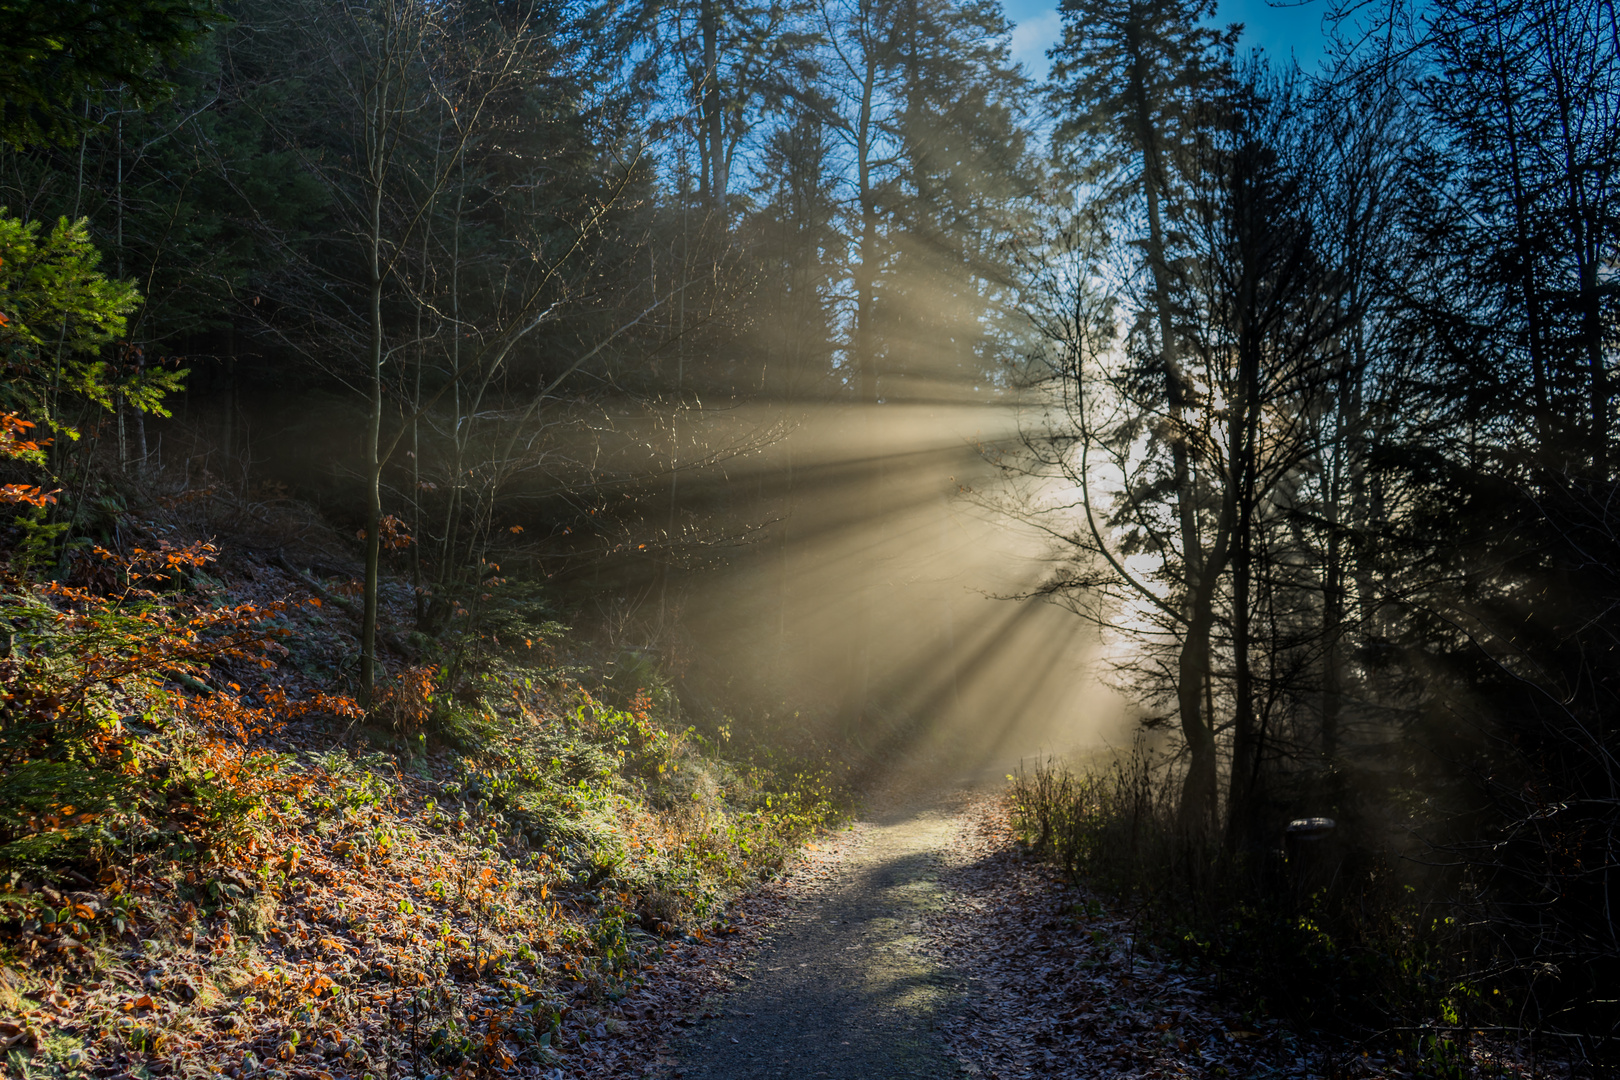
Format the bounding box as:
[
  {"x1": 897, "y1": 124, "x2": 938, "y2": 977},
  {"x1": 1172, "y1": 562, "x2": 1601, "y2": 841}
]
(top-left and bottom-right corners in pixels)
[{"x1": 659, "y1": 793, "x2": 976, "y2": 1079}]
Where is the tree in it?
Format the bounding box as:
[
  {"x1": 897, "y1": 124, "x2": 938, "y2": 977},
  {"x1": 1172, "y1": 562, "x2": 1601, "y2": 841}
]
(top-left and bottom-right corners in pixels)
[
  {"x1": 1046, "y1": 0, "x2": 1235, "y2": 827},
  {"x1": 0, "y1": 0, "x2": 224, "y2": 148},
  {"x1": 0, "y1": 212, "x2": 182, "y2": 472},
  {"x1": 1419, "y1": 0, "x2": 1620, "y2": 475},
  {"x1": 1014, "y1": 65, "x2": 1352, "y2": 848},
  {"x1": 743, "y1": 112, "x2": 844, "y2": 647},
  {"x1": 220, "y1": 0, "x2": 655, "y2": 701},
  {"x1": 1176, "y1": 71, "x2": 1349, "y2": 849},
  {"x1": 671, "y1": 0, "x2": 820, "y2": 207},
  {"x1": 1349, "y1": 0, "x2": 1620, "y2": 1021}
]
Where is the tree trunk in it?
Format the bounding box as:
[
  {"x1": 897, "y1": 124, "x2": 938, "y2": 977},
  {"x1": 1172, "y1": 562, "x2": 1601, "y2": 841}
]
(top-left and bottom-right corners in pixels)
[
  {"x1": 222, "y1": 329, "x2": 236, "y2": 480},
  {"x1": 1225, "y1": 297, "x2": 1262, "y2": 852},
  {"x1": 1492, "y1": 42, "x2": 1551, "y2": 461},
  {"x1": 845, "y1": 51, "x2": 881, "y2": 737},
  {"x1": 1125, "y1": 19, "x2": 1216, "y2": 827},
  {"x1": 701, "y1": 0, "x2": 723, "y2": 203},
  {"x1": 1177, "y1": 591, "x2": 1220, "y2": 831},
  {"x1": 360, "y1": 126, "x2": 385, "y2": 706},
  {"x1": 1323, "y1": 361, "x2": 1353, "y2": 762}
]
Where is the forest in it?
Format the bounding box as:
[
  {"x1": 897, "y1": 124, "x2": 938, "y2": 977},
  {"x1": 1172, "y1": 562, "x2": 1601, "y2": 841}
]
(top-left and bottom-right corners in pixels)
[{"x1": 0, "y1": 0, "x2": 1615, "y2": 1077}]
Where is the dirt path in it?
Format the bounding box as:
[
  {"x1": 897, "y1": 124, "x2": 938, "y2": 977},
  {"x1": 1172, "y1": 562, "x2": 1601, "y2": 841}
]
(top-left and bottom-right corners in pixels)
[
  {"x1": 623, "y1": 785, "x2": 1553, "y2": 1080},
  {"x1": 657, "y1": 793, "x2": 976, "y2": 1079}
]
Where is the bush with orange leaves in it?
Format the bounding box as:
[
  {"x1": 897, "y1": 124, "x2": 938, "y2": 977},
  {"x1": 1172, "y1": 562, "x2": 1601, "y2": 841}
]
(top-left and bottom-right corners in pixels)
[
  {"x1": 0, "y1": 540, "x2": 361, "y2": 873},
  {"x1": 368, "y1": 663, "x2": 438, "y2": 737}
]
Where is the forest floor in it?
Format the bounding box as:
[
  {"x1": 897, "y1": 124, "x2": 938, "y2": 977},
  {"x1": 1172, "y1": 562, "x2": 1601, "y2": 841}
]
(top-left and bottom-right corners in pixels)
[{"x1": 596, "y1": 781, "x2": 1557, "y2": 1080}]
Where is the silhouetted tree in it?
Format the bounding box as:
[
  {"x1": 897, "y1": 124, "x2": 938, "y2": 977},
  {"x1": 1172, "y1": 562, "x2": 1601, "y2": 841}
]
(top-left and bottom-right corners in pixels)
[{"x1": 1047, "y1": 0, "x2": 1236, "y2": 827}]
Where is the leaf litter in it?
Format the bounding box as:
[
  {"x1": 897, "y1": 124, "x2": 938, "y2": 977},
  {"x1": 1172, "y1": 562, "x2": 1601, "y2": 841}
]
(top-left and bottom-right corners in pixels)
[
  {"x1": 0, "y1": 541, "x2": 842, "y2": 1080},
  {"x1": 0, "y1": 523, "x2": 1579, "y2": 1080}
]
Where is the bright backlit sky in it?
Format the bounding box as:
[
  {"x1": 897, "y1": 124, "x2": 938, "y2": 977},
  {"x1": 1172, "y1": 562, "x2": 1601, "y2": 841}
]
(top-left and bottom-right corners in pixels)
[{"x1": 1006, "y1": 0, "x2": 1337, "y2": 81}]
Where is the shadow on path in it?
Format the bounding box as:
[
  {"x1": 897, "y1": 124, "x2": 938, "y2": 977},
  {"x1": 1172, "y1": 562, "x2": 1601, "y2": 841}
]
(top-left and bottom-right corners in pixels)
[{"x1": 660, "y1": 798, "x2": 974, "y2": 1079}]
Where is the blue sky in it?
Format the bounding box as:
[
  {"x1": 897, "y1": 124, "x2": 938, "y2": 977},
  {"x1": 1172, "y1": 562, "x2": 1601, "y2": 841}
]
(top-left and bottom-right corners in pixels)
[{"x1": 1005, "y1": 0, "x2": 1337, "y2": 81}]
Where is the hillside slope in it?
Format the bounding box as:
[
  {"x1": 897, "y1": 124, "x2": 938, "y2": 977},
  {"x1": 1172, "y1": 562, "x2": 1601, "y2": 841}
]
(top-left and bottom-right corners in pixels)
[{"x1": 0, "y1": 504, "x2": 839, "y2": 1080}]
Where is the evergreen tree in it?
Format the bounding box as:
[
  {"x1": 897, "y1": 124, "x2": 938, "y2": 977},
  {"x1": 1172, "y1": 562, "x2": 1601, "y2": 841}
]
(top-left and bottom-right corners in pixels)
[
  {"x1": 1046, "y1": 0, "x2": 1236, "y2": 827},
  {"x1": 0, "y1": 0, "x2": 223, "y2": 148}
]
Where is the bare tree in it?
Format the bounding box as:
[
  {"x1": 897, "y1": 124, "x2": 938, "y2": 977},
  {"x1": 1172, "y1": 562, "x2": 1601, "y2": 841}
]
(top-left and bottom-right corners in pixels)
[{"x1": 223, "y1": 0, "x2": 663, "y2": 701}]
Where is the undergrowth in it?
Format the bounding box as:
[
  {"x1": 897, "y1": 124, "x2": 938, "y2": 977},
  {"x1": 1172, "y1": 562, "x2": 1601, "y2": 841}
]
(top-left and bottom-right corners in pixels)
[
  {"x1": 1009, "y1": 750, "x2": 1522, "y2": 1072},
  {"x1": 0, "y1": 520, "x2": 844, "y2": 1080}
]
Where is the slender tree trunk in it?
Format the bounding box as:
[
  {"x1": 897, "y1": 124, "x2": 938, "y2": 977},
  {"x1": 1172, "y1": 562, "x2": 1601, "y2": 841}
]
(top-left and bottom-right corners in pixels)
[
  {"x1": 1227, "y1": 506, "x2": 1254, "y2": 847},
  {"x1": 1489, "y1": 25, "x2": 1551, "y2": 462},
  {"x1": 1348, "y1": 329, "x2": 1380, "y2": 636},
  {"x1": 775, "y1": 248, "x2": 799, "y2": 658},
  {"x1": 1125, "y1": 20, "x2": 1216, "y2": 827},
  {"x1": 848, "y1": 51, "x2": 881, "y2": 736},
  {"x1": 429, "y1": 163, "x2": 467, "y2": 632},
  {"x1": 1548, "y1": 70, "x2": 1608, "y2": 473},
  {"x1": 1329, "y1": 187, "x2": 1370, "y2": 750},
  {"x1": 1323, "y1": 359, "x2": 1354, "y2": 762},
  {"x1": 661, "y1": 198, "x2": 690, "y2": 621},
  {"x1": 1580, "y1": 233, "x2": 1606, "y2": 476},
  {"x1": 133, "y1": 348, "x2": 147, "y2": 474},
  {"x1": 410, "y1": 346, "x2": 424, "y2": 627},
  {"x1": 776, "y1": 431, "x2": 794, "y2": 655},
  {"x1": 1177, "y1": 590, "x2": 1220, "y2": 830},
  {"x1": 1128, "y1": 30, "x2": 1201, "y2": 587},
  {"x1": 701, "y1": 0, "x2": 724, "y2": 204},
  {"x1": 410, "y1": 123, "x2": 441, "y2": 629},
  {"x1": 1226, "y1": 302, "x2": 1261, "y2": 851},
  {"x1": 361, "y1": 110, "x2": 385, "y2": 705},
  {"x1": 222, "y1": 328, "x2": 236, "y2": 479}
]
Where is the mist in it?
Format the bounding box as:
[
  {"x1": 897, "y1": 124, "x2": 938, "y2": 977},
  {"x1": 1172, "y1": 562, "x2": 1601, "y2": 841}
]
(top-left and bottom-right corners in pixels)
[{"x1": 663, "y1": 397, "x2": 1134, "y2": 778}]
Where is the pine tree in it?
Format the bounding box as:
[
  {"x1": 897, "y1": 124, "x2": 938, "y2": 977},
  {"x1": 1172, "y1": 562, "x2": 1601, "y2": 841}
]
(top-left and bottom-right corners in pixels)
[{"x1": 1047, "y1": 0, "x2": 1235, "y2": 827}]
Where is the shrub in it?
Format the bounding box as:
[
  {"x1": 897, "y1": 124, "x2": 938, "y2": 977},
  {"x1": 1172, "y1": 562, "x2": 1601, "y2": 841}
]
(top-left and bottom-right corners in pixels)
[
  {"x1": 1009, "y1": 750, "x2": 1461, "y2": 1034},
  {"x1": 0, "y1": 541, "x2": 359, "y2": 874}
]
